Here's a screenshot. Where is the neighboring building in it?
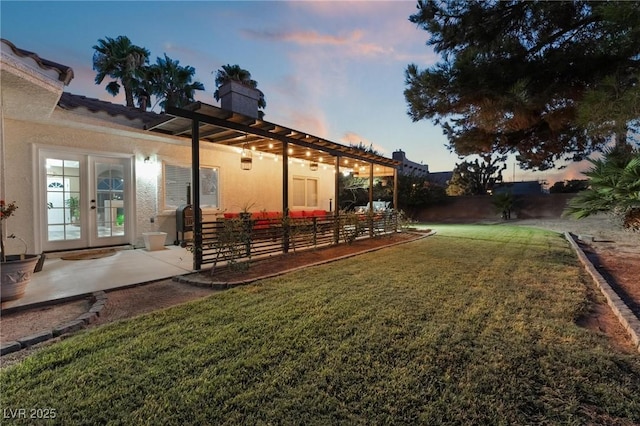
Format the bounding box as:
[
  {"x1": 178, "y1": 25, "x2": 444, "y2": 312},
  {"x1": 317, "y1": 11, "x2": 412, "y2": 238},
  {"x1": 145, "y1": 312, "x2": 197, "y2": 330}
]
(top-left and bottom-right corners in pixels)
[
  {"x1": 1, "y1": 39, "x2": 398, "y2": 256},
  {"x1": 392, "y1": 150, "x2": 429, "y2": 177}
]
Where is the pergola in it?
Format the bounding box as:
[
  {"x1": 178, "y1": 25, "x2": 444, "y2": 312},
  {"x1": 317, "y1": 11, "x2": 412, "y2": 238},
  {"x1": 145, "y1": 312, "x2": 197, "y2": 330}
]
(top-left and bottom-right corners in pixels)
[{"x1": 148, "y1": 101, "x2": 400, "y2": 268}]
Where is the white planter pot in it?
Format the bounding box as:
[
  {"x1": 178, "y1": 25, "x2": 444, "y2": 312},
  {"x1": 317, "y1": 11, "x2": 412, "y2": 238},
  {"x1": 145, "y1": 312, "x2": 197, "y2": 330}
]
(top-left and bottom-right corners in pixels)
[
  {"x1": 1, "y1": 254, "x2": 40, "y2": 302},
  {"x1": 142, "y1": 232, "x2": 167, "y2": 251}
]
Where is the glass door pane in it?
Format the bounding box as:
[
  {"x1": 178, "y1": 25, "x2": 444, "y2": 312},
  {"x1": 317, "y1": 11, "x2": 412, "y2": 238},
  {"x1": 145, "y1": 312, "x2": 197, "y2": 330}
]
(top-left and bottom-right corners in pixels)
[
  {"x1": 94, "y1": 161, "x2": 126, "y2": 239},
  {"x1": 45, "y1": 157, "x2": 82, "y2": 242}
]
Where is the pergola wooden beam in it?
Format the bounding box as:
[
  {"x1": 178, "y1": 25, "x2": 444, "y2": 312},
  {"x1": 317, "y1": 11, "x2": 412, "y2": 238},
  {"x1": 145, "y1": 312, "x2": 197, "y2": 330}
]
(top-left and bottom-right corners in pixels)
[{"x1": 163, "y1": 105, "x2": 399, "y2": 168}]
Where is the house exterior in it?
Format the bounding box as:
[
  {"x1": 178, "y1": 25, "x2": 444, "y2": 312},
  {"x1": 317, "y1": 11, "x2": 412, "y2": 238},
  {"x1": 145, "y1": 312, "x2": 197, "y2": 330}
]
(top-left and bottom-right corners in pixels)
[{"x1": 1, "y1": 39, "x2": 399, "y2": 259}]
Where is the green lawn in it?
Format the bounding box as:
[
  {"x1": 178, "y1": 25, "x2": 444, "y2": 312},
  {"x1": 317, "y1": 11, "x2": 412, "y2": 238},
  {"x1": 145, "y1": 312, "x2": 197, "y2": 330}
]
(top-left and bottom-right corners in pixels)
[{"x1": 2, "y1": 225, "x2": 640, "y2": 425}]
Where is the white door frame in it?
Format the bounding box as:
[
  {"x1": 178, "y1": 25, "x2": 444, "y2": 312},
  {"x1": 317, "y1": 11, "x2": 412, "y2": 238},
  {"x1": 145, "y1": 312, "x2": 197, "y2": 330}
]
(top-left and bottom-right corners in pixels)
[{"x1": 36, "y1": 147, "x2": 135, "y2": 252}]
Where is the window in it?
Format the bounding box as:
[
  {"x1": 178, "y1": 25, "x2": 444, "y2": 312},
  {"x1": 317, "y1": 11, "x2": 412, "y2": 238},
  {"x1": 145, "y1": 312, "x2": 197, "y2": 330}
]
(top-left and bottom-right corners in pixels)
[
  {"x1": 164, "y1": 163, "x2": 219, "y2": 209},
  {"x1": 292, "y1": 176, "x2": 318, "y2": 208}
]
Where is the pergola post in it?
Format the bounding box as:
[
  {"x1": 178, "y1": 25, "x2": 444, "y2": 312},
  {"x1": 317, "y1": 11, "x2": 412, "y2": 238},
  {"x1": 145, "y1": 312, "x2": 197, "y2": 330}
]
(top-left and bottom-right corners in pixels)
[
  {"x1": 282, "y1": 141, "x2": 290, "y2": 253},
  {"x1": 334, "y1": 155, "x2": 340, "y2": 216},
  {"x1": 393, "y1": 168, "x2": 399, "y2": 232},
  {"x1": 368, "y1": 162, "x2": 374, "y2": 208},
  {"x1": 333, "y1": 155, "x2": 340, "y2": 243},
  {"x1": 191, "y1": 119, "x2": 202, "y2": 271},
  {"x1": 369, "y1": 162, "x2": 374, "y2": 237},
  {"x1": 393, "y1": 168, "x2": 399, "y2": 210}
]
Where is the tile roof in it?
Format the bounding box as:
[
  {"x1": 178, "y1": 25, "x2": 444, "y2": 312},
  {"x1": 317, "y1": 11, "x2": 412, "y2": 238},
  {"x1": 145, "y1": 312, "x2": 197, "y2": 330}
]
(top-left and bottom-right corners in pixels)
[
  {"x1": 58, "y1": 92, "x2": 166, "y2": 126},
  {"x1": 1, "y1": 38, "x2": 74, "y2": 85}
]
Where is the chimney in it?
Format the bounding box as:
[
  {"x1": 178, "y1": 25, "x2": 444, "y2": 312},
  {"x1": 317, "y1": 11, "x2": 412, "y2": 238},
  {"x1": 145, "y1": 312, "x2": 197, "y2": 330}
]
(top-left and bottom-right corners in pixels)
[
  {"x1": 392, "y1": 150, "x2": 406, "y2": 161},
  {"x1": 218, "y1": 81, "x2": 260, "y2": 119}
]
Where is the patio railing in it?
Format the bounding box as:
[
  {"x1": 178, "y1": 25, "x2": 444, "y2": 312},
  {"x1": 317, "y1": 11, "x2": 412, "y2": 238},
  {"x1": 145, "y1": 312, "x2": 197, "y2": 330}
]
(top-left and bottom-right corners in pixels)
[{"x1": 193, "y1": 211, "x2": 398, "y2": 269}]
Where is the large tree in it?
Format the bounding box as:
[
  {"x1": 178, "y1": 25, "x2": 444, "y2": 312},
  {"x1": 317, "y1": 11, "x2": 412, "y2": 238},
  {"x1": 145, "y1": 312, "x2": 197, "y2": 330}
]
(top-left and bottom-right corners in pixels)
[
  {"x1": 446, "y1": 154, "x2": 506, "y2": 196},
  {"x1": 93, "y1": 36, "x2": 150, "y2": 108},
  {"x1": 405, "y1": 1, "x2": 640, "y2": 171},
  {"x1": 213, "y1": 64, "x2": 266, "y2": 117},
  {"x1": 138, "y1": 54, "x2": 205, "y2": 111},
  {"x1": 396, "y1": 174, "x2": 446, "y2": 215}
]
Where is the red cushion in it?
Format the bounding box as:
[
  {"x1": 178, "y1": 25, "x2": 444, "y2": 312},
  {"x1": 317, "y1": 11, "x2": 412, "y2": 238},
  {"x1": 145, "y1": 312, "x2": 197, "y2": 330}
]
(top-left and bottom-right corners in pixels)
[
  {"x1": 267, "y1": 211, "x2": 282, "y2": 219},
  {"x1": 289, "y1": 210, "x2": 305, "y2": 218},
  {"x1": 253, "y1": 219, "x2": 270, "y2": 230},
  {"x1": 223, "y1": 212, "x2": 239, "y2": 219},
  {"x1": 312, "y1": 210, "x2": 327, "y2": 218}
]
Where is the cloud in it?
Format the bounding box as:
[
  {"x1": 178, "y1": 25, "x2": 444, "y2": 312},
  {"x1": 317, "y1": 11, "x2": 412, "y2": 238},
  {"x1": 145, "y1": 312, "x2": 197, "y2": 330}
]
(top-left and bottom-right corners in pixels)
[
  {"x1": 516, "y1": 159, "x2": 592, "y2": 187},
  {"x1": 279, "y1": 0, "x2": 438, "y2": 64},
  {"x1": 286, "y1": 109, "x2": 330, "y2": 138},
  {"x1": 340, "y1": 131, "x2": 388, "y2": 156},
  {"x1": 242, "y1": 27, "x2": 394, "y2": 59},
  {"x1": 541, "y1": 161, "x2": 591, "y2": 185},
  {"x1": 242, "y1": 28, "x2": 356, "y2": 46}
]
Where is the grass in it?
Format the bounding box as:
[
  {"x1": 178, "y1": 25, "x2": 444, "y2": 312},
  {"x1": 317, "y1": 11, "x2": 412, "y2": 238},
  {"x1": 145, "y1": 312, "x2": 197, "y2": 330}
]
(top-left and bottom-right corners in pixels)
[{"x1": 2, "y1": 225, "x2": 640, "y2": 424}]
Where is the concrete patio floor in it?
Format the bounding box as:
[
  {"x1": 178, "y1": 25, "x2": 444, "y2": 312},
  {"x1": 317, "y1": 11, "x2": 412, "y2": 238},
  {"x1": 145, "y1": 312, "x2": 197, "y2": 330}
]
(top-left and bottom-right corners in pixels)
[{"x1": 1, "y1": 246, "x2": 194, "y2": 312}]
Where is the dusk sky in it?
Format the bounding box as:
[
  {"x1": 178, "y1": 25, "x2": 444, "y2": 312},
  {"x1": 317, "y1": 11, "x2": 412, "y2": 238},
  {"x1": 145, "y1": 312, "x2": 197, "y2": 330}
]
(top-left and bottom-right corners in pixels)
[{"x1": 1, "y1": 1, "x2": 589, "y2": 184}]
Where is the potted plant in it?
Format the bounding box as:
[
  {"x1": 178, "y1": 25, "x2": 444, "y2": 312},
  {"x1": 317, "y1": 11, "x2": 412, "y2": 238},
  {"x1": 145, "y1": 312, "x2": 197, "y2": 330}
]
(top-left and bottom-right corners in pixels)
[
  {"x1": 65, "y1": 196, "x2": 80, "y2": 224},
  {"x1": 1, "y1": 200, "x2": 40, "y2": 302}
]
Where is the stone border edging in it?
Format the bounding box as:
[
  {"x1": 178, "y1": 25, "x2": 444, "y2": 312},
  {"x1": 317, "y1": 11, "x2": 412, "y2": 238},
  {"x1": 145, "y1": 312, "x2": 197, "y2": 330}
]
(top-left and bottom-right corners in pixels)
[
  {"x1": 175, "y1": 231, "x2": 436, "y2": 290},
  {"x1": 565, "y1": 232, "x2": 640, "y2": 353},
  {"x1": 0, "y1": 291, "x2": 108, "y2": 356}
]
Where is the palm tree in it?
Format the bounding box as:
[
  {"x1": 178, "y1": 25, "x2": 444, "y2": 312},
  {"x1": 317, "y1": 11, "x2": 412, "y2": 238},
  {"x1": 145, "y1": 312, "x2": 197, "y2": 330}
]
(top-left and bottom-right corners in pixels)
[
  {"x1": 565, "y1": 144, "x2": 640, "y2": 231},
  {"x1": 93, "y1": 36, "x2": 150, "y2": 108},
  {"x1": 213, "y1": 64, "x2": 266, "y2": 115},
  {"x1": 139, "y1": 54, "x2": 204, "y2": 111}
]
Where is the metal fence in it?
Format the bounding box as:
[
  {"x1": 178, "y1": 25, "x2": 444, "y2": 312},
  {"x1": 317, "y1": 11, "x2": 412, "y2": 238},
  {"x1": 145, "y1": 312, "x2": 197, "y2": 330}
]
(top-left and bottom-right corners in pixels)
[{"x1": 193, "y1": 211, "x2": 398, "y2": 268}]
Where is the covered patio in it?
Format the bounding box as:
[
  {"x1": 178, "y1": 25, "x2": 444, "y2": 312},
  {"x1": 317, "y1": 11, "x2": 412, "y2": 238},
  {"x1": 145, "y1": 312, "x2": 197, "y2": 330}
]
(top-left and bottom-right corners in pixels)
[{"x1": 148, "y1": 102, "x2": 401, "y2": 270}]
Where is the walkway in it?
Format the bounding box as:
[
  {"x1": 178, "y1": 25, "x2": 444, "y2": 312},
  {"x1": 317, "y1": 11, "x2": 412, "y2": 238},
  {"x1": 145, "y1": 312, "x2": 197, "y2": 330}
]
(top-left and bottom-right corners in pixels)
[{"x1": 1, "y1": 246, "x2": 193, "y2": 313}]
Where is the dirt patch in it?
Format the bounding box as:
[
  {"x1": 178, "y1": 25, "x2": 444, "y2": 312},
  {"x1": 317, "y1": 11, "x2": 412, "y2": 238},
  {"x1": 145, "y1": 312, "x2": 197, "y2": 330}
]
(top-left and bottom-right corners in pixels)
[
  {"x1": 576, "y1": 300, "x2": 635, "y2": 353},
  {"x1": 183, "y1": 233, "x2": 421, "y2": 285},
  {"x1": 92, "y1": 281, "x2": 221, "y2": 327},
  {"x1": 512, "y1": 216, "x2": 640, "y2": 352},
  {"x1": 1, "y1": 299, "x2": 91, "y2": 343}
]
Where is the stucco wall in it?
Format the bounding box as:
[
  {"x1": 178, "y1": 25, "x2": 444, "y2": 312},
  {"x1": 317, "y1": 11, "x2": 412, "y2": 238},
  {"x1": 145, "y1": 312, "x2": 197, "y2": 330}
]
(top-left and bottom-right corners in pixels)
[{"x1": 3, "y1": 109, "x2": 336, "y2": 252}]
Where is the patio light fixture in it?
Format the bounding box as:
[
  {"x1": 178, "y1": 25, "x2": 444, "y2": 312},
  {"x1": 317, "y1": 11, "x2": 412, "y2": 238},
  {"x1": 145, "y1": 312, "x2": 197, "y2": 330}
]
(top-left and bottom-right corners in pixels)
[
  {"x1": 240, "y1": 139, "x2": 252, "y2": 170},
  {"x1": 310, "y1": 161, "x2": 319, "y2": 171}
]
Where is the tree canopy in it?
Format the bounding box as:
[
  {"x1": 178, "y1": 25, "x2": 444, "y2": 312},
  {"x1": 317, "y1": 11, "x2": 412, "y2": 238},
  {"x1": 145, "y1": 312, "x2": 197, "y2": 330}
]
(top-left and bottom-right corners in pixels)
[
  {"x1": 404, "y1": 0, "x2": 640, "y2": 171},
  {"x1": 93, "y1": 36, "x2": 204, "y2": 111},
  {"x1": 396, "y1": 174, "x2": 446, "y2": 214},
  {"x1": 446, "y1": 155, "x2": 506, "y2": 196},
  {"x1": 138, "y1": 54, "x2": 204, "y2": 111},
  {"x1": 93, "y1": 36, "x2": 150, "y2": 108},
  {"x1": 349, "y1": 142, "x2": 381, "y2": 156}
]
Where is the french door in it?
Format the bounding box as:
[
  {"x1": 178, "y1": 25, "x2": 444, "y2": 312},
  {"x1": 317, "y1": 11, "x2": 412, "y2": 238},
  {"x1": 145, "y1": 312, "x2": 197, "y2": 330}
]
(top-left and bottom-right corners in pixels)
[{"x1": 40, "y1": 150, "x2": 132, "y2": 251}]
